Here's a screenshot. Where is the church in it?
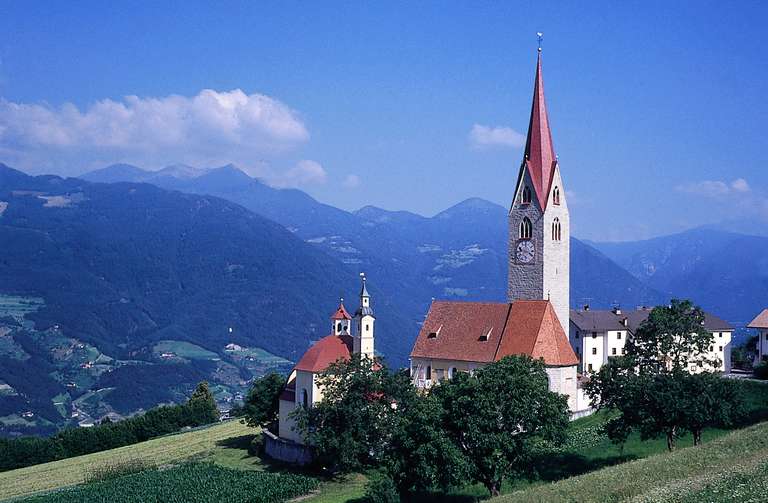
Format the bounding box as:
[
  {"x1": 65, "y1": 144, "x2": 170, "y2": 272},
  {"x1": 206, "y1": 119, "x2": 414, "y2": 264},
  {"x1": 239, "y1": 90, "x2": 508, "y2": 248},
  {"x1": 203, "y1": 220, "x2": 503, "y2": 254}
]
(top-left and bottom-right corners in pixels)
[
  {"x1": 267, "y1": 273, "x2": 376, "y2": 462},
  {"x1": 409, "y1": 47, "x2": 583, "y2": 412}
]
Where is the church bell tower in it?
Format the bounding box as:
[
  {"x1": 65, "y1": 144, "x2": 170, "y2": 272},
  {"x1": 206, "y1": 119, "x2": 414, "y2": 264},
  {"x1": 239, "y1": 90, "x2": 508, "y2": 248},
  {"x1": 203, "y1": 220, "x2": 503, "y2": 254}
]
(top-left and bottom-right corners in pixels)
[{"x1": 508, "y1": 44, "x2": 570, "y2": 335}]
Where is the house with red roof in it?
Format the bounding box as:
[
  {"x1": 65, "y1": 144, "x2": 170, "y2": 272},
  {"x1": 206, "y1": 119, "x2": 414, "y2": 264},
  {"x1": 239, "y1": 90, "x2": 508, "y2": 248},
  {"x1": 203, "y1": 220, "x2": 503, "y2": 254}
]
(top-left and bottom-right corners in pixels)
[
  {"x1": 748, "y1": 308, "x2": 768, "y2": 364},
  {"x1": 276, "y1": 274, "x2": 375, "y2": 445},
  {"x1": 409, "y1": 46, "x2": 582, "y2": 413}
]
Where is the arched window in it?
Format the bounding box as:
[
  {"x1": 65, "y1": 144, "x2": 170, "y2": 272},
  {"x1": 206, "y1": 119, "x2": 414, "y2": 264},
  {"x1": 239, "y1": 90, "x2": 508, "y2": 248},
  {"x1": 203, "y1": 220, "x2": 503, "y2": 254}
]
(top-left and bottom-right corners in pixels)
[
  {"x1": 519, "y1": 217, "x2": 532, "y2": 240},
  {"x1": 522, "y1": 186, "x2": 532, "y2": 204},
  {"x1": 553, "y1": 186, "x2": 561, "y2": 205},
  {"x1": 552, "y1": 217, "x2": 561, "y2": 241},
  {"x1": 301, "y1": 389, "x2": 309, "y2": 409}
]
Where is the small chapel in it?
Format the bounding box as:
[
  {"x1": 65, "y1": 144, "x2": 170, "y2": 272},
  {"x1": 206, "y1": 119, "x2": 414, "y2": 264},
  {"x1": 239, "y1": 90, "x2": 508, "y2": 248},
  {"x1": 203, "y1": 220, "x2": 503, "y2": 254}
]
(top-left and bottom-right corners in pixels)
[
  {"x1": 274, "y1": 274, "x2": 375, "y2": 448},
  {"x1": 409, "y1": 46, "x2": 582, "y2": 411}
]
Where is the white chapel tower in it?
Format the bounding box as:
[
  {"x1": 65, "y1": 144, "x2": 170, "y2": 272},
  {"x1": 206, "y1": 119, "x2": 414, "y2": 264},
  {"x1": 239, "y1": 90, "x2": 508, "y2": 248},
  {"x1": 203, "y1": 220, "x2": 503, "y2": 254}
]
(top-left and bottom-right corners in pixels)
[
  {"x1": 353, "y1": 273, "x2": 375, "y2": 358},
  {"x1": 508, "y1": 46, "x2": 570, "y2": 335}
]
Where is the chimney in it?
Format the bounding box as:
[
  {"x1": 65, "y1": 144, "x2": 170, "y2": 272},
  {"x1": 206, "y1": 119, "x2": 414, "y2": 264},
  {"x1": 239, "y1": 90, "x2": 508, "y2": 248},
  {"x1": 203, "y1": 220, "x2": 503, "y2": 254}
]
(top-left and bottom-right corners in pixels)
[
  {"x1": 583, "y1": 304, "x2": 590, "y2": 311},
  {"x1": 612, "y1": 305, "x2": 622, "y2": 315}
]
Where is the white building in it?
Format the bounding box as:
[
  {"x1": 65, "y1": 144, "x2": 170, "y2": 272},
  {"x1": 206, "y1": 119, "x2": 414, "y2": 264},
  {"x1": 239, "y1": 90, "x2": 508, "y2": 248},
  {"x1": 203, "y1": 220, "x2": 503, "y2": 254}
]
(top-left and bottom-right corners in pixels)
[
  {"x1": 748, "y1": 308, "x2": 768, "y2": 364},
  {"x1": 569, "y1": 306, "x2": 733, "y2": 374}
]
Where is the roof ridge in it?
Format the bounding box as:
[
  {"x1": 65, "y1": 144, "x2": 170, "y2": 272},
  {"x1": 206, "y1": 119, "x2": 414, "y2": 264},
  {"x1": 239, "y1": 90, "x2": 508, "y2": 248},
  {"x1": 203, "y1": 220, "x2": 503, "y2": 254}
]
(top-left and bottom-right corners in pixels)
[{"x1": 492, "y1": 302, "x2": 514, "y2": 360}]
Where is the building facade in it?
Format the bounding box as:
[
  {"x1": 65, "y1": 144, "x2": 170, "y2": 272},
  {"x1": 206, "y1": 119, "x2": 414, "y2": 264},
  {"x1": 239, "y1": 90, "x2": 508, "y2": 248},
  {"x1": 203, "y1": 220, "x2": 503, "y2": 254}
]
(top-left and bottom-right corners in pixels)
[
  {"x1": 748, "y1": 308, "x2": 768, "y2": 364},
  {"x1": 569, "y1": 306, "x2": 733, "y2": 374}
]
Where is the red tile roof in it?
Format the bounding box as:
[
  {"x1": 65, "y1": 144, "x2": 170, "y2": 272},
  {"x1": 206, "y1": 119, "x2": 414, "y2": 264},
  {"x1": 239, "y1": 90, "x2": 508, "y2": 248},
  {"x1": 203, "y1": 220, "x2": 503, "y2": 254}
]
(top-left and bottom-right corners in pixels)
[
  {"x1": 294, "y1": 333, "x2": 352, "y2": 373},
  {"x1": 748, "y1": 309, "x2": 768, "y2": 329},
  {"x1": 331, "y1": 302, "x2": 352, "y2": 320},
  {"x1": 410, "y1": 299, "x2": 578, "y2": 367},
  {"x1": 522, "y1": 51, "x2": 557, "y2": 210}
]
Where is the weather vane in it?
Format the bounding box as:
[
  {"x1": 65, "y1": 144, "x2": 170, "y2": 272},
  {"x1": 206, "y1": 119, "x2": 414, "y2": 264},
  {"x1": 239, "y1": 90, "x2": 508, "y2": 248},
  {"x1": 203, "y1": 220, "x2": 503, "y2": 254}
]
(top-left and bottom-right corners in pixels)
[{"x1": 537, "y1": 32, "x2": 543, "y2": 52}]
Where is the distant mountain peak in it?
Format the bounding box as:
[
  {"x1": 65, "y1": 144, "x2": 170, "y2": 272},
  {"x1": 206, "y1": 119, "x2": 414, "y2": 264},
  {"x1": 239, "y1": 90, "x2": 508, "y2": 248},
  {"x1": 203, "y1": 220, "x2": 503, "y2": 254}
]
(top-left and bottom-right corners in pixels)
[{"x1": 435, "y1": 198, "x2": 506, "y2": 219}]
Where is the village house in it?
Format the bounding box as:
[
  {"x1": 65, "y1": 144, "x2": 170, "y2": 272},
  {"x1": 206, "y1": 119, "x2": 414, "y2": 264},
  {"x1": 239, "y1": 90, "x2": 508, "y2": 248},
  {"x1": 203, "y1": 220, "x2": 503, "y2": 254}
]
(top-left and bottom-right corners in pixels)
[
  {"x1": 570, "y1": 305, "x2": 733, "y2": 374},
  {"x1": 748, "y1": 308, "x2": 768, "y2": 364}
]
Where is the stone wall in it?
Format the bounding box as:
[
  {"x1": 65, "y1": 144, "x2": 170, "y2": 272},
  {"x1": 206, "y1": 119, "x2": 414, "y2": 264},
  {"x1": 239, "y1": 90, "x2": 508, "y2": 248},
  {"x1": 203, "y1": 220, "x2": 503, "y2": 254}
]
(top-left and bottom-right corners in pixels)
[{"x1": 263, "y1": 429, "x2": 314, "y2": 466}]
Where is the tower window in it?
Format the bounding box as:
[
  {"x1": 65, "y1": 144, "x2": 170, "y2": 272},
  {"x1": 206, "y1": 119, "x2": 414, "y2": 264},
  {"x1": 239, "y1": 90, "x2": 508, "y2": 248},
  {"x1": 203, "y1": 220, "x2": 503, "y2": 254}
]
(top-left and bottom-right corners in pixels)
[
  {"x1": 366, "y1": 324, "x2": 370, "y2": 331},
  {"x1": 551, "y1": 217, "x2": 561, "y2": 241},
  {"x1": 301, "y1": 389, "x2": 309, "y2": 409},
  {"x1": 519, "y1": 217, "x2": 532, "y2": 240},
  {"x1": 592, "y1": 348, "x2": 597, "y2": 355},
  {"x1": 425, "y1": 365, "x2": 432, "y2": 380},
  {"x1": 522, "y1": 186, "x2": 532, "y2": 204},
  {"x1": 553, "y1": 186, "x2": 561, "y2": 205}
]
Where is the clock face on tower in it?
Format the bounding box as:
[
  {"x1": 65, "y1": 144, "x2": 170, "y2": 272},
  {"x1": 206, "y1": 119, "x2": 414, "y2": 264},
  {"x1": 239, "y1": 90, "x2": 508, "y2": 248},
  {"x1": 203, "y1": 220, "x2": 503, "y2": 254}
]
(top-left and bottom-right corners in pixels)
[{"x1": 516, "y1": 240, "x2": 535, "y2": 263}]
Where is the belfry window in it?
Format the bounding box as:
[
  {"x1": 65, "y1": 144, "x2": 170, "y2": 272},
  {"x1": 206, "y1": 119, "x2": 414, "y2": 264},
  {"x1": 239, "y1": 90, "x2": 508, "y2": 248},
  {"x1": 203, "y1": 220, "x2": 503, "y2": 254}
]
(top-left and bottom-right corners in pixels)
[
  {"x1": 553, "y1": 186, "x2": 561, "y2": 205},
  {"x1": 552, "y1": 217, "x2": 561, "y2": 241},
  {"x1": 519, "y1": 217, "x2": 532, "y2": 240},
  {"x1": 522, "y1": 186, "x2": 532, "y2": 204}
]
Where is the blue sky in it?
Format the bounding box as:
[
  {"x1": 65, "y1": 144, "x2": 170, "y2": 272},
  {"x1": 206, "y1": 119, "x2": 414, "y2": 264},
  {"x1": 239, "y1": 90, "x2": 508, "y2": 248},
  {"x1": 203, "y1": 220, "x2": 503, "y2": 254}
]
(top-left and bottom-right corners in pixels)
[{"x1": 1, "y1": 1, "x2": 766, "y2": 241}]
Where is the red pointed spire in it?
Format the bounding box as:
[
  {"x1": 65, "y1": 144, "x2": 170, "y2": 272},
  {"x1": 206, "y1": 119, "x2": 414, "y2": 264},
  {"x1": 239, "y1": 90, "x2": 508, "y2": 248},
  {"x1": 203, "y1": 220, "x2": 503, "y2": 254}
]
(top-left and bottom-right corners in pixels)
[{"x1": 523, "y1": 49, "x2": 557, "y2": 209}]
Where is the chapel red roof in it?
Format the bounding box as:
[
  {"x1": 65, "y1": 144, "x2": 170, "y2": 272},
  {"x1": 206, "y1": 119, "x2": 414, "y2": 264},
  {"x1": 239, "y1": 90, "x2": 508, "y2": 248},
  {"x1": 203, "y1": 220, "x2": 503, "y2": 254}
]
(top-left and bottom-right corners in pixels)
[
  {"x1": 522, "y1": 50, "x2": 558, "y2": 210},
  {"x1": 748, "y1": 309, "x2": 768, "y2": 329},
  {"x1": 331, "y1": 302, "x2": 352, "y2": 320},
  {"x1": 294, "y1": 333, "x2": 352, "y2": 373},
  {"x1": 410, "y1": 299, "x2": 578, "y2": 367}
]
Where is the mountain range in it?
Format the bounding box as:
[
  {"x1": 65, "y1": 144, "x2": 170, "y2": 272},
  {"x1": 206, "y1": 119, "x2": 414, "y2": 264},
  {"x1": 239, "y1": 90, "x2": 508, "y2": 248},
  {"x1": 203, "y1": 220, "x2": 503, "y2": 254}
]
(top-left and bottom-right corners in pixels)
[{"x1": 1, "y1": 161, "x2": 764, "y2": 434}]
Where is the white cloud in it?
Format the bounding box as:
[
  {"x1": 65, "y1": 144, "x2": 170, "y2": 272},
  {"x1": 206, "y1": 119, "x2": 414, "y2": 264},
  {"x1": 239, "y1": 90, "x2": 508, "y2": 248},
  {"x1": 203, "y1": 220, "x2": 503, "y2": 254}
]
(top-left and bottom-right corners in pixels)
[
  {"x1": 676, "y1": 178, "x2": 752, "y2": 198},
  {"x1": 272, "y1": 160, "x2": 327, "y2": 188},
  {"x1": 468, "y1": 124, "x2": 525, "y2": 150},
  {"x1": 342, "y1": 174, "x2": 361, "y2": 188},
  {"x1": 0, "y1": 89, "x2": 309, "y2": 175},
  {"x1": 731, "y1": 178, "x2": 750, "y2": 193}
]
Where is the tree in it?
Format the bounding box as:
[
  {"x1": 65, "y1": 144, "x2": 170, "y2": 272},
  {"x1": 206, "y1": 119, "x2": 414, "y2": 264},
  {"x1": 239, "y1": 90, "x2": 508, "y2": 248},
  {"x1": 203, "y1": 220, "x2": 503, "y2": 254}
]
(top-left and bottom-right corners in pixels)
[
  {"x1": 384, "y1": 390, "x2": 470, "y2": 494},
  {"x1": 186, "y1": 381, "x2": 219, "y2": 425},
  {"x1": 586, "y1": 300, "x2": 744, "y2": 452},
  {"x1": 431, "y1": 356, "x2": 570, "y2": 496},
  {"x1": 241, "y1": 373, "x2": 286, "y2": 429},
  {"x1": 293, "y1": 354, "x2": 402, "y2": 472},
  {"x1": 680, "y1": 373, "x2": 744, "y2": 445},
  {"x1": 625, "y1": 299, "x2": 716, "y2": 373}
]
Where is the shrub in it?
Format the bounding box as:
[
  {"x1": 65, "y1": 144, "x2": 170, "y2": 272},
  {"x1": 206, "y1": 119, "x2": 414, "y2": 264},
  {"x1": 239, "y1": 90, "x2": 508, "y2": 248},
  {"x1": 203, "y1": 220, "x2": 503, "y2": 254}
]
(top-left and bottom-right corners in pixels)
[
  {"x1": 363, "y1": 475, "x2": 400, "y2": 503},
  {"x1": 248, "y1": 434, "x2": 265, "y2": 457},
  {"x1": 754, "y1": 363, "x2": 768, "y2": 380}
]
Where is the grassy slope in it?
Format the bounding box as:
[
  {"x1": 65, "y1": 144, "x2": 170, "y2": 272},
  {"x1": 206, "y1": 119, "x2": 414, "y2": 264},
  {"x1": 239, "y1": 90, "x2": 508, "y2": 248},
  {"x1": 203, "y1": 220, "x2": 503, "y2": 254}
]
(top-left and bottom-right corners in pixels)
[
  {"x1": 0, "y1": 421, "x2": 251, "y2": 501},
  {"x1": 493, "y1": 421, "x2": 768, "y2": 503}
]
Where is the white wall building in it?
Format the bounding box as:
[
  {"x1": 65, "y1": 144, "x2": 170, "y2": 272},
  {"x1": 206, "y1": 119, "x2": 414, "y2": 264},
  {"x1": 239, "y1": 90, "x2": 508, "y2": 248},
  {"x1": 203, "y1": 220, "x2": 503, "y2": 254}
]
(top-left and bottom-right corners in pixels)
[
  {"x1": 569, "y1": 306, "x2": 733, "y2": 374},
  {"x1": 748, "y1": 308, "x2": 768, "y2": 364}
]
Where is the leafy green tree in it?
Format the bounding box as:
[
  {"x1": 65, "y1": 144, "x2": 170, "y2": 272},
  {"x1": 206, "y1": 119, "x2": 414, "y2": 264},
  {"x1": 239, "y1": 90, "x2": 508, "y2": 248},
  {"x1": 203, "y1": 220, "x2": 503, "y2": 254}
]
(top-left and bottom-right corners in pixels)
[
  {"x1": 293, "y1": 354, "x2": 401, "y2": 472},
  {"x1": 241, "y1": 373, "x2": 286, "y2": 429},
  {"x1": 625, "y1": 299, "x2": 716, "y2": 373},
  {"x1": 186, "y1": 381, "x2": 219, "y2": 425},
  {"x1": 384, "y1": 389, "x2": 470, "y2": 494},
  {"x1": 681, "y1": 373, "x2": 744, "y2": 445},
  {"x1": 432, "y1": 356, "x2": 570, "y2": 496},
  {"x1": 586, "y1": 300, "x2": 744, "y2": 451}
]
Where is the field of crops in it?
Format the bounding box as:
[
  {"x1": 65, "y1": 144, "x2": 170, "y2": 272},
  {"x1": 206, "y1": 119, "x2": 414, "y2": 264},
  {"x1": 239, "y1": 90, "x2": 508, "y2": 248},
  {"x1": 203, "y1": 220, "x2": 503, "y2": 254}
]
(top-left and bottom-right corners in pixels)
[
  {"x1": 0, "y1": 420, "x2": 253, "y2": 501},
  {"x1": 17, "y1": 463, "x2": 318, "y2": 503}
]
